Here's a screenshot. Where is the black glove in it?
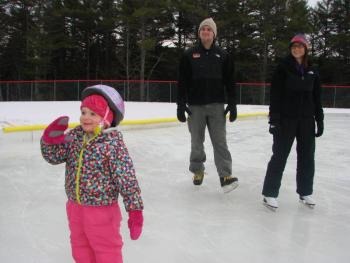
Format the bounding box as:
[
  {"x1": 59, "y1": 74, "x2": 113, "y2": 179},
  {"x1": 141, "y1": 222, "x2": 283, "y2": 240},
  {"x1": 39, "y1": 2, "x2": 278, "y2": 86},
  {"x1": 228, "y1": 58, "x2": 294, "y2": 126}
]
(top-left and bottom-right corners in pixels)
[
  {"x1": 269, "y1": 122, "x2": 281, "y2": 135},
  {"x1": 177, "y1": 104, "x2": 191, "y2": 122},
  {"x1": 315, "y1": 120, "x2": 324, "y2": 137},
  {"x1": 268, "y1": 114, "x2": 281, "y2": 135},
  {"x1": 224, "y1": 104, "x2": 237, "y2": 122}
]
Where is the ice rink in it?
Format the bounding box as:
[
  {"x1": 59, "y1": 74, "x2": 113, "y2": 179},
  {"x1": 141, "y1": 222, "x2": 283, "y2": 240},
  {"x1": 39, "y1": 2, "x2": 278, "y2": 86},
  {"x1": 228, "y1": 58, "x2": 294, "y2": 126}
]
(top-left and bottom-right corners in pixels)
[{"x1": 1, "y1": 103, "x2": 350, "y2": 263}]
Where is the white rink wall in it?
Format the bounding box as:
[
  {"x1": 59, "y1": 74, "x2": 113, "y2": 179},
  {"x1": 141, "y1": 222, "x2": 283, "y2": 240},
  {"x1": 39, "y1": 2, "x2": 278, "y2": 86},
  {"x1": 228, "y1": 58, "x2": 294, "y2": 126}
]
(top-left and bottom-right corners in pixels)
[{"x1": 0, "y1": 102, "x2": 271, "y2": 128}]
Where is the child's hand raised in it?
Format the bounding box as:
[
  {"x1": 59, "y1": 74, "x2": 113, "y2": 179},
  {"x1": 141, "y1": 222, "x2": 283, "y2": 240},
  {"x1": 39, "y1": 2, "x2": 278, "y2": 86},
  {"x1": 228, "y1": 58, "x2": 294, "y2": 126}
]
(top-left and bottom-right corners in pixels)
[
  {"x1": 42, "y1": 116, "x2": 73, "y2": 144},
  {"x1": 128, "y1": 210, "x2": 143, "y2": 240}
]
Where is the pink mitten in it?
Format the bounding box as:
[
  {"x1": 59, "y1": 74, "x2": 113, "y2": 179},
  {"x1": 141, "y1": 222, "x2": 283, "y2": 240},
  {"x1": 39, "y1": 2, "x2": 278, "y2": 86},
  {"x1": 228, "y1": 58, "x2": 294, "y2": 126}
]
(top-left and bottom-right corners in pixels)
[
  {"x1": 128, "y1": 210, "x2": 143, "y2": 240},
  {"x1": 42, "y1": 116, "x2": 73, "y2": 144}
]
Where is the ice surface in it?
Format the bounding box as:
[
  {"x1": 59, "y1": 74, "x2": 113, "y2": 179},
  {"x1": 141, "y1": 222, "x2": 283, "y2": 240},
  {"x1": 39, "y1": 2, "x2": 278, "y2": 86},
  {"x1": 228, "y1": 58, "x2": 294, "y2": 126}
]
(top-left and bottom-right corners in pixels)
[{"x1": 1, "y1": 103, "x2": 350, "y2": 263}]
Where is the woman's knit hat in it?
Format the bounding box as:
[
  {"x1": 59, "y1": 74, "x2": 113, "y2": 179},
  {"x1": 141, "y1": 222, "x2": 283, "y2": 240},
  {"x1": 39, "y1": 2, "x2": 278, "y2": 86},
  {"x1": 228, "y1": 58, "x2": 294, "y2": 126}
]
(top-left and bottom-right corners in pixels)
[
  {"x1": 289, "y1": 33, "x2": 309, "y2": 50},
  {"x1": 81, "y1": 85, "x2": 125, "y2": 127},
  {"x1": 198, "y1": 18, "x2": 217, "y2": 37}
]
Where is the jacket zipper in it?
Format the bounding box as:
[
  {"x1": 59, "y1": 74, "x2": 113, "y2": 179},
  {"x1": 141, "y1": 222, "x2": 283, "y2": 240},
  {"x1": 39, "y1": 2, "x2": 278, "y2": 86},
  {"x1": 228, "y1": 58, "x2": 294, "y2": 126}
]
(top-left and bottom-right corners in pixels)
[
  {"x1": 75, "y1": 134, "x2": 97, "y2": 204},
  {"x1": 205, "y1": 50, "x2": 209, "y2": 96},
  {"x1": 299, "y1": 73, "x2": 304, "y2": 118}
]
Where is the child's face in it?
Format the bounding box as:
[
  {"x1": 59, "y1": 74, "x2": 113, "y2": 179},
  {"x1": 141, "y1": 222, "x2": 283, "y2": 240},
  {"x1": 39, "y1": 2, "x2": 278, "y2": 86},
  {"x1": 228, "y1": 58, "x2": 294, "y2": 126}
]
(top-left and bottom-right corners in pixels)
[{"x1": 80, "y1": 107, "x2": 103, "y2": 134}]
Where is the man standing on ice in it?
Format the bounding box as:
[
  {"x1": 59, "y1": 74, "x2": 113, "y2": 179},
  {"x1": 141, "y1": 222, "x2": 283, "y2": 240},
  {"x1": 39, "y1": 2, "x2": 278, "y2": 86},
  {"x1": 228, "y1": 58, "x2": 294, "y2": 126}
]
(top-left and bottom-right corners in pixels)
[{"x1": 176, "y1": 17, "x2": 238, "y2": 193}]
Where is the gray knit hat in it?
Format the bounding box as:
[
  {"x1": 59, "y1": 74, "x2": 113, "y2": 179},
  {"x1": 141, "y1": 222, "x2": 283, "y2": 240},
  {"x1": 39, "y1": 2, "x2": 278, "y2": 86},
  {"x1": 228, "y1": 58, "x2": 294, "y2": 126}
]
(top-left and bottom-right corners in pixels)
[{"x1": 198, "y1": 18, "x2": 217, "y2": 37}]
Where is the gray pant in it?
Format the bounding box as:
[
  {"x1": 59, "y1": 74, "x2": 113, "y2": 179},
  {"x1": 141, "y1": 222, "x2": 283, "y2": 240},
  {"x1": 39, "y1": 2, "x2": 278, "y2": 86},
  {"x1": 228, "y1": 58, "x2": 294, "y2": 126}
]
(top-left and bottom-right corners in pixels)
[{"x1": 187, "y1": 103, "x2": 232, "y2": 177}]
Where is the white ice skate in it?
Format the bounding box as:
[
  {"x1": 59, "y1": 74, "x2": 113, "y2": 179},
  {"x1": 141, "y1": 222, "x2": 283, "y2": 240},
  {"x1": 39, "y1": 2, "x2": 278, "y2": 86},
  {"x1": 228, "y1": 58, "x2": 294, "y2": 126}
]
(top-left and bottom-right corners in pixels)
[
  {"x1": 263, "y1": 196, "x2": 278, "y2": 211},
  {"x1": 299, "y1": 195, "x2": 315, "y2": 208}
]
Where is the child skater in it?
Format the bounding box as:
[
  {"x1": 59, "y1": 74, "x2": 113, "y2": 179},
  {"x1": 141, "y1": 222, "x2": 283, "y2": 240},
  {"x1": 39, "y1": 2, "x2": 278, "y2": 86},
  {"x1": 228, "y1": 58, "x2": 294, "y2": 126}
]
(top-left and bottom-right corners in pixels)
[{"x1": 41, "y1": 84, "x2": 144, "y2": 263}]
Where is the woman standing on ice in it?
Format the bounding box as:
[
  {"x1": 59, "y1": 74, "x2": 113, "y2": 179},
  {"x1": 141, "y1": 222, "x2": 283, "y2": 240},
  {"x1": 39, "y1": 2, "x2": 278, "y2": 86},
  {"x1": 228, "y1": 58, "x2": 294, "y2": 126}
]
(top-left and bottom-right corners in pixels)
[
  {"x1": 262, "y1": 34, "x2": 324, "y2": 210},
  {"x1": 40, "y1": 85, "x2": 144, "y2": 263}
]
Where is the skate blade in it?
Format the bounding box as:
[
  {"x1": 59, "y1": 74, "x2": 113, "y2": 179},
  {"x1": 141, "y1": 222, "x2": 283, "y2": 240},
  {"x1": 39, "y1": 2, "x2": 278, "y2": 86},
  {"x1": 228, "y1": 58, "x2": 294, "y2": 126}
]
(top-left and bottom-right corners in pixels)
[
  {"x1": 300, "y1": 200, "x2": 315, "y2": 209},
  {"x1": 263, "y1": 200, "x2": 278, "y2": 211},
  {"x1": 222, "y1": 182, "x2": 239, "y2": 193}
]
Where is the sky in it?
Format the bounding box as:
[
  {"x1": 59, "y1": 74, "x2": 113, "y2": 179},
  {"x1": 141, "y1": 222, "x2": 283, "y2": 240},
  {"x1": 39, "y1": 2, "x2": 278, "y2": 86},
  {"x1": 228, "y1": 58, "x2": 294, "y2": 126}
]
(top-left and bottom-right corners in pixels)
[{"x1": 308, "y1": 0, "x2": 319, "y2": 7}]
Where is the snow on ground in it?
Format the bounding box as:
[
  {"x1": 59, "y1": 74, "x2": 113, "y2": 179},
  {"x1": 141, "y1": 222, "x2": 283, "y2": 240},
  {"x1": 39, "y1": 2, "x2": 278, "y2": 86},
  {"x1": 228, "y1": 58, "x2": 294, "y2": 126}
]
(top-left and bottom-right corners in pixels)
[{"x1": 1, "y1": 102, "x2": 350, "y2": 263}]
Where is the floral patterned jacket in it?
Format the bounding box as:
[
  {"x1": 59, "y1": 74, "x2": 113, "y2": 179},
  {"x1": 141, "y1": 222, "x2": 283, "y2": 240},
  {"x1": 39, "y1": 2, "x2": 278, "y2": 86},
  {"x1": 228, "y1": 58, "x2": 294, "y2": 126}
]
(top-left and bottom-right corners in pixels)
[{"x1": 41, "y1": 126, "x2": 143, "y2": 211}]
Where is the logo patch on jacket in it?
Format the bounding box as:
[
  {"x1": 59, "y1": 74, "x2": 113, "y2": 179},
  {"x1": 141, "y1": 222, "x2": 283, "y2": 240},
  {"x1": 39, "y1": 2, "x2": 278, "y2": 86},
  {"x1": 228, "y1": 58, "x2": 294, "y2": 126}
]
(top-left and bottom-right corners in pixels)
[{"x1": 192, "y1": 53, "x2": 201, "y2": 59}]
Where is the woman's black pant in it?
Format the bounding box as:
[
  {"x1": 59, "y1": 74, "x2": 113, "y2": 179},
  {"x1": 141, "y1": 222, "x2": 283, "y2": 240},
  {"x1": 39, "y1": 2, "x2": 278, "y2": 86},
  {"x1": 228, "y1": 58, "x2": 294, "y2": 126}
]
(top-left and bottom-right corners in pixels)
[{"x1": 262, "y1": 117, "x2": 315, "y2": 198}]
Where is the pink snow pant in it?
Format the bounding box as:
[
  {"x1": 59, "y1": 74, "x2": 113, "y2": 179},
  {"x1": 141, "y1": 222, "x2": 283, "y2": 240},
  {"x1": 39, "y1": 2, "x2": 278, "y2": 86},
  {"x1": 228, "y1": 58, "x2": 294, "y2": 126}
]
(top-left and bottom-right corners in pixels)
[{"x1": 66, "y1": 201, "x2": 123, "y2": 263}]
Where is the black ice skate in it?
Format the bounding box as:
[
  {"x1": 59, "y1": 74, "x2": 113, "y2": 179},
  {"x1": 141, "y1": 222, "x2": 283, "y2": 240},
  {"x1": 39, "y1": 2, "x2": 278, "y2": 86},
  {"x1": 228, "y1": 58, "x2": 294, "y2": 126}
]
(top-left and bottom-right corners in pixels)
[
  {"x1": 193, "y1": 171, "x2": 204, "y2": 185},
  {"x1": 220, "y1": 176, "x2": 238, "y2": 193}
]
